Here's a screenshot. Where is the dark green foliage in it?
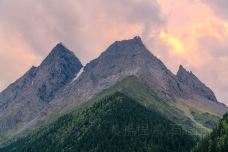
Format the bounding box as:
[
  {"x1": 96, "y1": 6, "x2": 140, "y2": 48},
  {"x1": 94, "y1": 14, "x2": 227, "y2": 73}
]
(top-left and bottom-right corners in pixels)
[
  {"x1": 192, "y1": 113, "x2": 228, "y2": 152},
  {"x1": 1, "y1": 92, "x2": 197, "y2": 152}
]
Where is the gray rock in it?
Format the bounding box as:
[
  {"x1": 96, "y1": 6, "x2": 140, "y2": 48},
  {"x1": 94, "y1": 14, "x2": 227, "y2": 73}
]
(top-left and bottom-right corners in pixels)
[
  {"x1": 177, "y1": 65, "x2": 217, "y2": 102},
  {"x1": 48, "y1": 37, "x2": 217, "y2": 111},
  {"x1": 0, "y1": 43, "x2": 82, "y2": 138}
]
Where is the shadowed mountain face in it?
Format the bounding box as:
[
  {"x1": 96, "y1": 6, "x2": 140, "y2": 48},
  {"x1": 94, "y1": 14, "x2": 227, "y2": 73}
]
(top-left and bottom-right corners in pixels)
[
  {"x1": 177, "y1": 65, "x2": 217, "y2": 102},
  {"x1": 0, "y1": 36, "x2": 227, "y2": 144},
  {"x1": 35, "y1": 43, "x2": 83, "y2": 102},
  {"x1": 0, "y1": 43, "x2": 82, "y2": 141}
]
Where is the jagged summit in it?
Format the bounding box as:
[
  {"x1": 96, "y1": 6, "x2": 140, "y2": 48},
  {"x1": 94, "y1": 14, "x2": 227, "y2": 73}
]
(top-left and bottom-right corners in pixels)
[
  {"x1": 51, "y1": 42, "x2": 70, "y2": 55},
  {"x1": 102, "y1": 36, "x2": 148, "y2": 57},
  {"x1": 177, "y1": 65, "x2": 194, "y2": 80},
  {"x1": 177, "y1": 65, "x2": 217, "y2": 102},
  {"x1": 40, "y1": 42, "x2": 80, "y2": 67},
  {"x1": 178, "y1": 65, "x2": 188, "y2": 73},
  {"x1": 129, "y1": 36, "x2": 145, "y2": 47},
  {"x1": 53, "y1": 42, "x2": 73, "y2": 55},
  {"x1": 118, "y1": 36, "x2": 144, "y2": 47},
  {"x1": 177, "y1": 65, "x2": 200, "y2": 81},
  {"x1": 177, "y1": 65, "x2": 194, "y2": 76},
  {"x1": 130, "y1": 36, "x2": 143, "y2": 44},
  {"x1": 36, "y1": 43, "x2": 83, "y2": 101},
  {"x1": 56, "y1": 42, "x2": 65, "y2": 47},
  {"x1": 114, "y1": 36, "x2": 143, "y2": 44}
]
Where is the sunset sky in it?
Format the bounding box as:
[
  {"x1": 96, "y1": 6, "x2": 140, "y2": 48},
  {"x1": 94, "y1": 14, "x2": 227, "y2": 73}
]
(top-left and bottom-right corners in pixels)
[{"x1": 0, "y1": 0, "x2": 228, "y2": 104}]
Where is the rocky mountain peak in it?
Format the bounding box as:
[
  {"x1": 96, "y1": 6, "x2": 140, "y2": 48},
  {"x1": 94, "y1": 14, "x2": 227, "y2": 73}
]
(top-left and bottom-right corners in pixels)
[
  {"x1": 177, "y1": 65, "x2": 217, "y2": 102},
  {"x1": 0, "y1": 43, "x2": 83, "y2": 134},
  {"x1": 131, "y1": 36, "x2": 143, "y2": 44},
  {"x1": 35, "y1": 43, "x2": 83, "y2": 102},
  {"x1": 178, "y1": 65, "x2": 188, "y2": 73},
  {"x1": 177, "y1": 65, "x2": 193, "y2": 79},
  {"x1": 177, "y1": 65, "x2": 196, "y2": 82},
  {"x1": 40, "y1": 42, "x2": 80, "y2": 67},
  {"x1": 102, "y1": 36, "x2": 148, "y2": 57},
  {"x1": 52, "y1": 42, "x2": 71, "y2": 55},
  {"x1": 52, "y1": 42, "x2": 68, "y2": 53},
  {"x1": 116, "y1": 36, "x2": 143, "y2": 45}
]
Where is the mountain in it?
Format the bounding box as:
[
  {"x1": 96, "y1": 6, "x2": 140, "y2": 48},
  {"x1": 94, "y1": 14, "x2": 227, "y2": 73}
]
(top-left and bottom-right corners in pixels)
[
  {"x1": 177, "y1": 65, "x2": 217, "y2": 102},
  {"x1": 49, "y1": 36, "x2": 224, "y2": 109},
  {"x1": 60, "y1": 36, "x2": 184, "y2": 102},
  {"x1": 0, "y1": 43, "x2": 82, "y2": 142},
  {"x1": 0, "y1": 92, "x2": 197, "y2": 152},
  {"x1": 192, "y1": 113, "x2": 228, "y2": 152},
  {"x1": 0, "y1": 36, "x2": 227, "y2": 144},
  {"x1": 34, "y1": 36, "x2": 226, "y2": 132},
  {"x1": 40, "y1": 37, "x2": 220, "y2": 118}
]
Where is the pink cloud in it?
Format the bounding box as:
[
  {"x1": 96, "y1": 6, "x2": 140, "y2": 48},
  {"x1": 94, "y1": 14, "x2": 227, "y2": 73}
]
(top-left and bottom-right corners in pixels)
[{"x1": 0, "y1": 0, "x2": 228, "y2": 105}]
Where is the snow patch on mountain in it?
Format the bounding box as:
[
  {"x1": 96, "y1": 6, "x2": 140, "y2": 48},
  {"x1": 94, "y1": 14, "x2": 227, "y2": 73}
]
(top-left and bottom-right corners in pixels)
[{"x1": 72, "y1": 67, "x2": 84, "y2": 83}]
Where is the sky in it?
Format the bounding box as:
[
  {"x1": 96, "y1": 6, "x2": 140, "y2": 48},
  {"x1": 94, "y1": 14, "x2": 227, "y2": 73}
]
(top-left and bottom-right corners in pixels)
[{"x1": 0, "y1": 0, "x2": 228, "y2": 105}]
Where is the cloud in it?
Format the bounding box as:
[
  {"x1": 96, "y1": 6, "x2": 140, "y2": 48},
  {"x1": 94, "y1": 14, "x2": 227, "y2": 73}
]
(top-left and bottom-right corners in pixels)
[
  {"x1": 0, "y1": 30, "x2": 41, "y2": 89},
  {"x1": 191, "y1": 18, "x2": 228, "y2": 103},
  {"x1": 0, "y1": 0, "x2": 164, "y2": 58},
  {"x1": 99, "y1": 0, "x2": 165, "y2": 37},
  {"x1": 148, "y1": 0, "x2": 228, "y2": 104},
  {"x1": 0, "y1": 0, "x2": 164, "y2": 91},
  {"x1": 202, "y1": 0, "x2": 228, "y2": 19},
  {"x1": 0, "y1": 0, "x2": 228, "y2": 105},
  {"x1": 159, "y1": 31, "x2": 185, "y2": 54}
]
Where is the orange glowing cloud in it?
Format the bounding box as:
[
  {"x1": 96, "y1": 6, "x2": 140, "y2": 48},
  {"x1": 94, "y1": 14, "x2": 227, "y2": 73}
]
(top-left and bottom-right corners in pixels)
[
  {"x1": 159, "y1": 31, "x2": 185, "y2": 54},
  {"x1": 153, "y1": 0, "x2": 228, "y2": 103}
]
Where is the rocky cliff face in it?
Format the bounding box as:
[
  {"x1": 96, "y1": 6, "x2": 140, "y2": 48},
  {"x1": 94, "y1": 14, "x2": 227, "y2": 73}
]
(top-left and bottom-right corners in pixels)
[
  {"x1": 49, "y1": 37, "x2": 210, "y2": 109},
  {"x1": 0, "y1": 43, "x2": 82, "y2": 135},
  {"x1": 177, "y1": 65, "x2": 217, "y2": 102},
  {"x1": 54, "y1": 37, "x2": 182, "y2": 106}
]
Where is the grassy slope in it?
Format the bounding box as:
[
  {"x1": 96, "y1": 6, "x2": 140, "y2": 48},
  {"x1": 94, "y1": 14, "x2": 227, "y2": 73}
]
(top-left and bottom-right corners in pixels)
[
  {"x1": 87, "y1": 76, "x2": 219, "y2": 136},
  {"x1": 190, "y1": 108, "x2": 220, "y2": 129},
  {"x1": 0, "y1": 92, "x2": 197, "y2": 152},
  {"x1": 192, "y1": 113, "x2": 228, "y2": 152}
]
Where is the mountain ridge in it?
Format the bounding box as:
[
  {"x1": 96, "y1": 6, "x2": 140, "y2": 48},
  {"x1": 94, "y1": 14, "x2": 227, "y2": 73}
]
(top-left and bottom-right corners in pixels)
[
  {"x1": 0, "y1": 36, "x2": 227, "y2": 144},
  {"x1": 51, "y1": 36, "x2": 221, "y2": 109}
]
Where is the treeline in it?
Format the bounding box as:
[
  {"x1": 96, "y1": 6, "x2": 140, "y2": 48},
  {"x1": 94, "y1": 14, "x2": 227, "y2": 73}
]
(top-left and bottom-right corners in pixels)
[{"x1": 0, "y1": 92, "x2": 197, "y2": 152}]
